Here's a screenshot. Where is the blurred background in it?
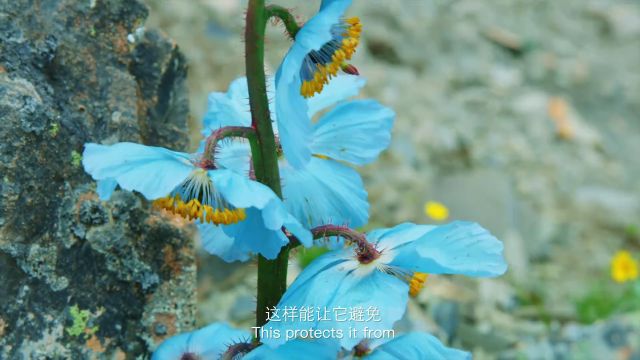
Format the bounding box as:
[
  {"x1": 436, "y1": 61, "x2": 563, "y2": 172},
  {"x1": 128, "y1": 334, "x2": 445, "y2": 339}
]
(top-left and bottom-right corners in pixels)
[{"x1": 147, "y1": 1, "x2": 640, "y2": 358}]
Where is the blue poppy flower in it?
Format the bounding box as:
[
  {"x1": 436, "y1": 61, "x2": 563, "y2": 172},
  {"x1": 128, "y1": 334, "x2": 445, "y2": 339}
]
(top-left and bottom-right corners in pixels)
[
  {"x1": 275, "y1": 0, "x2": 362, "y2": 168},
  {"x1": 261, "y1": 221, "x2": 507, "y2": 349},
  {"x1": 153, "y1": 323, "x2": 341, "y2": 360},
  {"x1": 202, "y1": 75, "x2": 394, "y2": 229},
  {"x1": 244, "y1": 339, "x2": 341, "y2": 360},
  {"x1": 82, "y1": 142, "x2": 311, "y2": 262},
  {"x1": 356, "y1": 333, "x2": 471, "y2": 360},
  {"x1": 152, "y1": 322, "x2": 250, "y2": 360}
]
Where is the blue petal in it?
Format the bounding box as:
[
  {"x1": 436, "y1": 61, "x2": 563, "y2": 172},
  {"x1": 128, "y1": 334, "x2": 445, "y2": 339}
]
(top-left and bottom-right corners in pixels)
[
  {"x1": 275, "y1": 0, "x2": 352, "y2": 168},
  {"x1": 295, "y1": 0, "x2": 353, "y2": 50},
  {"x1": 213, "y1": 141, "x2": 252, "y2": 175},
  {"x1": 209, "y1": 169, "x2": 280, "y2": 210},
  {"x1": 202, "y1": 77, "x2": 252, "y2": 133},
  {"x1": 388, "y1": 221, "x2": 508, "y2": 277},
  {"x1": 96, "y1": 178, "x2": 118, "y2": 200},
  {"x1": 262, "y1": 250, "x2": 409, "y2": 350},
  {"x1": 152, "y1": 322, "x2": 250, "y2": 360},
  {"x1": 274, "y1": 48, "x2": 312, "y2": 168},
  {"x1": 245, "y1": 339, "x2": 340, "y2": 360},
  {"x1": 201, "y1": 76, "x2": 277, "y2": 137},
  {"x1": 319, "y1": 0, "x2": 352, "y2": 12},
  {"x1": 311, "y1": 100, "x2": 395, "y2": 165},
  {"x1": 366, "y1": 333, "x2": 470, "y2": 360},
  {"x1": 82, "y1": 142, "x2": 194, "y2": 200},
  {"x1": 202, "y1": 169, "x2": 312, "y2": 261},
  {"x1": 369, "y1": 223, "x2": 436, "y2": 251},
  {"x1": 202, "y1": 208, "x2": 289, "y2": 261},
  {"x1": 199, "y1": 224, "x2": 251, "y2": 262},
  {"x1": 210, "y1": 169, "x2": 311, "y2": 246},
  {"x1": 306, "y1": 75, "x2": 366, "y2": 117},
  {"x1": 281, "y1": 157, "x2": 368, "y2": 228}
]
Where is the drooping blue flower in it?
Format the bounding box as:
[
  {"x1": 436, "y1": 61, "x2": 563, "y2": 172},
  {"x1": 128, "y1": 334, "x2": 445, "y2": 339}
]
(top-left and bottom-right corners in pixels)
[
  {"x1": 356, "y1": 333, "x2": 471, "y2": 360},
  {"x1": 82, "y1": 142, "x2": 311, "y2": 262},
  {"x1": 261, "y1": 221, "x2": 507, "y2": 349},
  {"x1": 152, "y1": 322, "x2": 341, "y2": 360},
  {"x1": 202, "y1": 74, "x2": 394, "y2": 229},
  {"x1": 152, "y1": 322, "x2": 250, "y2": 360},
  {"x1": 244, "y1": 339, "x2": 341, "y2": 360},
  {"x1": 275, "y1": 0, "x2": 362, "y2": 168}
]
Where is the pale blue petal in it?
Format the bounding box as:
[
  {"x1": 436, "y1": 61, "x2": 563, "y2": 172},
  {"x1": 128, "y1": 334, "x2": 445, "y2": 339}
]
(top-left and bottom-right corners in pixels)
[
  {"x1": 201, "y1": 170, "x2": 311, "y2": 260},
  {"x1": 368, "y1": 223, "x2": 436, "y2": 252},
  {"x1": 281, "y1": 157, "x2": 368, "y2": 228},
  {"x1": 306, "y1": 75, "x2": 366, "y2": 117},
  {"x1": 96, "y1": 178, "x2": 118, "y2": 200},
  {"x1": 389, "y1": 221, "x2": 508, "y2": 277},
  {"x1": 199, "y1": 77, "x2": 256, "y2": 176},
  {"x1": 214, "y1": 141, "x2": 252, "y2": 175},
  {"x1": 202, "y1": 77, "x2": 252, "y2": 133},
  {"x1": 82, "y1": 142, "x2": 193, "y2": 200},
  {"x1": 366, "y1": 333, "x2": 470, "y2": 360},
  {"x1": 213, "y1": 208, "x2": 290, "y2": 261},
  {"x1": 295, "y1": 0, "x2": 353, "y2": 50},
  {"x1": 262, "y1": 250, "x2": 409, "y2": 350},
  {"x1": 320, "y1": 0, "x2": 352, "y2": 11},
  {"x1": 282, "y1": 213, "x2": 313, "y2": 247},
  {"x1": 245, "y1": 339, "x2": 340, "y2": 360},
  {"x1": 311, "y1": 100, "x2": 395, "y2": 165},
  {"x1": 202, "y1": 76, "x2": 276, "y2": 136},
  {"x1": 275, "y1": 48, "x2": 312, "y2": 168},
  {"x1": 275, "y1": 0, "x2": 352, "y2": 168},
  {"x1": 209, "y1": 169, "x2": 278, "y2": 210},
  {"x1": 199, "y1": 224, "x2": 251, "y2": 262},
  {"x1": 152, "y1": 322, "x2": 250, "y2": 360}
]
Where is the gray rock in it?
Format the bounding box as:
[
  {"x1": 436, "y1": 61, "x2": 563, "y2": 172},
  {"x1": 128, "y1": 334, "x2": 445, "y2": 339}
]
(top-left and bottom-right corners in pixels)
[{"x1": 0, "y1": 0, "x2": 195, "y2": 358}]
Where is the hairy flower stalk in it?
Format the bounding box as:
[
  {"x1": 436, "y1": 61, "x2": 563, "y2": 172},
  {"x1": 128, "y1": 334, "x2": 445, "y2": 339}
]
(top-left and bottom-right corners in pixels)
[
  {"x1": 311, "y1": 224, "x2": 380, "y2": 263},
  {"x1": 245, "y1": 0, "x2": 290, "y2": 331},
  {"x1": 201, "y1": 126, "x2": 255, "y2": 168},
  {"x1": 266, "y1": 4, "x2": 300, "y2": 39}
]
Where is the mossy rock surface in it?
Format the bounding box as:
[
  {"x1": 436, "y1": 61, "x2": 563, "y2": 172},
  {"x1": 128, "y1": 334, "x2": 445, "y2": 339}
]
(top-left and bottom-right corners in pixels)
[{"x1": 0, "y1": 0, "x2": 195, "y2": 358}]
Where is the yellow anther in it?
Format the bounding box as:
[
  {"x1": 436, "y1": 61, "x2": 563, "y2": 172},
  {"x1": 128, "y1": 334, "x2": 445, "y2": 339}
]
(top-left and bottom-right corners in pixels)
[
  {"x1": 153, "y1": 195, "x2": 246, "y2": 226},
  {"x1": 346, "y1": 17, "x2": 360, "y2": 25},
  {"x1": 409, "y1": 272, "x2": 429, "y2": 297},
  {"x1": 300, "y1": 17, "x2": 362, "y2": 98}
]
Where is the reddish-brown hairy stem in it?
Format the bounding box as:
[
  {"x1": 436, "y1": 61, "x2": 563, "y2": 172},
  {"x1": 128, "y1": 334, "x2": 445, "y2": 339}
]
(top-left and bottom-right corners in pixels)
[
  {"x1": 202, "y1": 126, "x2": 255, "y2": 168},
  {"x1": 311, "y1": 225, "x2": 381, "y2": 264}
]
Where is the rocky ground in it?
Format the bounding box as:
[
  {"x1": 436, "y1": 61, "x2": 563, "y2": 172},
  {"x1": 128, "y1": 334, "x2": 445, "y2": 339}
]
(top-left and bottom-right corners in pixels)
[{"x1": 144, "y1": 0, "x2": 640, "y2": 359}]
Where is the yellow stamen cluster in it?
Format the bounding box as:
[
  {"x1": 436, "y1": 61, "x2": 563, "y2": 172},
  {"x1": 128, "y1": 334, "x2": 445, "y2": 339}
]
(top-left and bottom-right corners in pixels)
[
  {"x1": 301, "y1": 17, "x2": 362, "y2": 98},
  {"x1": 409, "y1": 272, "x2": 429, "y2": 297},
  {"x1": 153, "y1": 195, "x2": 246, "y2": 225},
  {"x1": 611, "y1": 250, "x2": 639, "y2": 283}
]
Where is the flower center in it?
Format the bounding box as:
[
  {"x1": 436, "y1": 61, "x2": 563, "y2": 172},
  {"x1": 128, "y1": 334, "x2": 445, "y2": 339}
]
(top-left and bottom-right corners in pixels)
[
  {"x1": 153, "y1": 169, "x2": 246, "y2": 225},
  {"x1": 409, "y1": 272, "x2": 429, "y2": 297},
  {"x1": 353, "y1": 340, "x2": 372, "y2": 357},
  {"x1": 299, "y1": 17, "x2": 362, "y2": 98},
  {"x1": 180, "y1": 353, "x2": 200, "y2": 360},
  {"x1": 220, "y1": 342, "x2": 255, "y2": 360}
]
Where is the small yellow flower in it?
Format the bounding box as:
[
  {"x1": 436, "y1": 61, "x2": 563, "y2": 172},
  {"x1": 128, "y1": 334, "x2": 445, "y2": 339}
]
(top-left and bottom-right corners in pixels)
[
  {"x1": 424, "y1": 201, "x2": 449, "y2": 222},
  {"x1": 611, "y1": 250, "x2": 639, "y2": 283}
]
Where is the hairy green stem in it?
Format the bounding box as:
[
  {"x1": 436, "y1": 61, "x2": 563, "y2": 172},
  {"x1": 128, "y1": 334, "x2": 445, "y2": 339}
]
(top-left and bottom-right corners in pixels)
[
  {"x1": 245, "y1": 0, "x2": 289, "y2": 332},
  {"x1": 266, "y1": 5, "x2": 300, "y2": 39}
]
